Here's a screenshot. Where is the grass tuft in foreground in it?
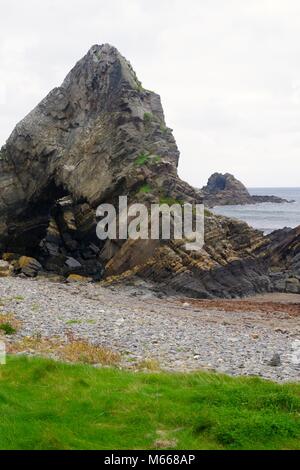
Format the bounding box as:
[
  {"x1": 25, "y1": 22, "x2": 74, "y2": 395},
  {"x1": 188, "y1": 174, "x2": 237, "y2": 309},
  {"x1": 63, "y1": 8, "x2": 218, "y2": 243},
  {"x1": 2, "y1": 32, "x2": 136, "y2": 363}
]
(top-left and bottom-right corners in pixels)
[
  {"x1": 0, "y1": 313, "x2": 19, "y2": 335},
  {"x1": 9, "y1": 337, "x2": 120, "y2": 366},
  {"x1": 0, "y1": 356, "x2": 300, "y2": 450}
]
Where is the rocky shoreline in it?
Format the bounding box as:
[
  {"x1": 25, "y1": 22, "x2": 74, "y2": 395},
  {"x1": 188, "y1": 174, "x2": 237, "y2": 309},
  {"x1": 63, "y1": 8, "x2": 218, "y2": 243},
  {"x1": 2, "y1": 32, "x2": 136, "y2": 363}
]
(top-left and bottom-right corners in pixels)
[{"x1": 1, "y1": 277, "x2": 299, "y2": 383}]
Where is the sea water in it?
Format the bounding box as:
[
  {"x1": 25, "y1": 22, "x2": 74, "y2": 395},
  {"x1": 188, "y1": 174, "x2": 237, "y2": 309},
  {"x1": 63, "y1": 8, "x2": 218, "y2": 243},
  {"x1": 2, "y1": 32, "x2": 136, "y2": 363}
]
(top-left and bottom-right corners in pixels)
[{"x1": 212, "y1": 188, "x2": 300, "y2": 234}]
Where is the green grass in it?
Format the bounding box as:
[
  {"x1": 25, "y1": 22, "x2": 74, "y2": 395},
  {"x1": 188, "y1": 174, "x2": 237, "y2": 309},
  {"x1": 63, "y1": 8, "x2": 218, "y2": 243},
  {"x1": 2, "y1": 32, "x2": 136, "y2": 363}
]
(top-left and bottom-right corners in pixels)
[
  {"x1": 143, "y1": 112, "x2": 153, "y2": 123},
  {"x1": 134, "y1": 153, "x2": 161, "y2": 167},
  {"x1": 159, "y1": 196, "x2": 183, "y2": 206},
  {"x1": 0, "y1": 356, "x2": 300, "y2": 450},
  {"x1": 65, "y1": 320, "x2": 83, "y2": 325},
  {"x1": 204, "y1": 209, "x2": 213, "y2": 217},
  {"x1": 138, "y1": 184, "x2": 152, "y2": 194},
  {"x1": 134, "y1": 152, "x2": 150, "y2": 166},
  {"x1": 0, "y1": 323, "x2": 16, "y2": 335},
  {"x1": 151, "y1": 155, "x2": 162, "y2": 164}
]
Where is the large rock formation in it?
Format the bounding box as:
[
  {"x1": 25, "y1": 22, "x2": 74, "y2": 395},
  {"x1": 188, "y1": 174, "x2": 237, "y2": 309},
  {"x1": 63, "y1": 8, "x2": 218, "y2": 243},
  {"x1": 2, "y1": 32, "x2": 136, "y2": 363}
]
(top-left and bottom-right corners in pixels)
[
  {"x1": 203, "y1": 173, "x2": 291, "y2": 207},
  {"x1": 0, "y1": 44, "x2": 188, "y2": 278},
  {"x1": 0, "y1": 44, "x2": 298, "y2": 297}
]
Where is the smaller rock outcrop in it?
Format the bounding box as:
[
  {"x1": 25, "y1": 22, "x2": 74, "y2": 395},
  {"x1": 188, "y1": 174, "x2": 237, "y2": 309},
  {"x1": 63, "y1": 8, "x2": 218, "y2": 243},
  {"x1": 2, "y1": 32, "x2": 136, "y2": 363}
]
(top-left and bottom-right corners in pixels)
[{"x1": 202, "y1": 173, "x2": 292, "y2": 207}]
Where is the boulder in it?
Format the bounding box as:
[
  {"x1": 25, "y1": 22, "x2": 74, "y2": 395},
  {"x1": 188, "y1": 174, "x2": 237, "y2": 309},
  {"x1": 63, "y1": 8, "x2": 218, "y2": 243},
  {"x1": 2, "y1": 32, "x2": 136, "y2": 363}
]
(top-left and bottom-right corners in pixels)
[{"x1": 17, "y1": 256, "x2": 42, "y2": 277}]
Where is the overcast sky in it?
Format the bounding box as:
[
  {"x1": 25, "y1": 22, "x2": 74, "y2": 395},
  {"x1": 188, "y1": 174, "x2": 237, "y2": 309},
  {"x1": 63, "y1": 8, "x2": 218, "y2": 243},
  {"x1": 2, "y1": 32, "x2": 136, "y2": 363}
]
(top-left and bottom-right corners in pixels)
[{"x1": 0, "y1": 0, "x2": 299, "y2": 187}]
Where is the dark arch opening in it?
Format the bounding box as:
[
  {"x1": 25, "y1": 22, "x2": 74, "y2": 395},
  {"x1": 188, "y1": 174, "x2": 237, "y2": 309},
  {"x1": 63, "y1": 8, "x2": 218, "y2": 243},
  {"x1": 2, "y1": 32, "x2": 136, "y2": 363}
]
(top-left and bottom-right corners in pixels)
[{"x1": 5, "y1": 179, "x2": 69, "y2": 256}]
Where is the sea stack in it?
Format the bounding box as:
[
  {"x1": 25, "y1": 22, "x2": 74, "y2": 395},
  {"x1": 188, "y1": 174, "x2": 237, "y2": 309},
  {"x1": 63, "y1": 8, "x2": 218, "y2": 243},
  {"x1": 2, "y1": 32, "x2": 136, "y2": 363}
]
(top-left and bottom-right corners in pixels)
[{"x1": 202, "y1": 173, "x2": 291, "y2": 207}]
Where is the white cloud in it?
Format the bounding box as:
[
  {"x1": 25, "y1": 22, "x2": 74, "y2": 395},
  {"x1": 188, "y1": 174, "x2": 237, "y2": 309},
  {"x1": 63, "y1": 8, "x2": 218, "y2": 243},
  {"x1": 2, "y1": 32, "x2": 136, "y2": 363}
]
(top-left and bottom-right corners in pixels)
[{"x1": 0, "y1": 0, "x2": 299, "y2": 186}]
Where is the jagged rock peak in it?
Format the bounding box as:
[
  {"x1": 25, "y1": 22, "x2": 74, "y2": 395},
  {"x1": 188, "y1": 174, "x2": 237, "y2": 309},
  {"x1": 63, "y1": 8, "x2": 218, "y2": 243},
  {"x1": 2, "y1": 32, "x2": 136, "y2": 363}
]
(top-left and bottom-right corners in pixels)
[{"x1": 61, "y1": 43, "x2": 147, "y2": 107}]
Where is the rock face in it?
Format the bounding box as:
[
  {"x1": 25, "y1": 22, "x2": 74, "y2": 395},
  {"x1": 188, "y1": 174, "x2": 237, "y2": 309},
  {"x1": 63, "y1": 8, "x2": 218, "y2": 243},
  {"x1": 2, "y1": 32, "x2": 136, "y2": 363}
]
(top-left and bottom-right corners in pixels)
[
  {"x1": 0, "y1": 44, "x2": 184, "y2": 278},
  {"x1": 203, "y1": 173, "x2": 291, "y2": 207},
  {"x1": 262, "y1": 226, "x2": 300, "y2": 294},
  {"x1": 0, "y1": 44, "x2": 298, "y2": 298}
]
